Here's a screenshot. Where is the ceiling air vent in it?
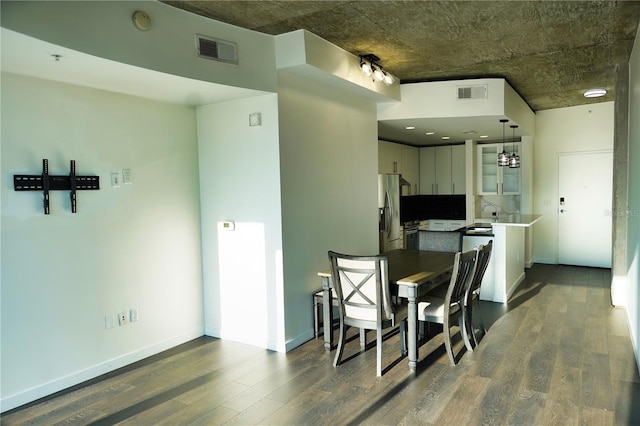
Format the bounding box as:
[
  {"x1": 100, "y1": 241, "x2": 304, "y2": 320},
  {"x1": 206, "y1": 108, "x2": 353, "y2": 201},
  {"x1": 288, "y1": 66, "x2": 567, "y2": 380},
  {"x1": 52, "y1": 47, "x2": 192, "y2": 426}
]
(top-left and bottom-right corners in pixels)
[
  {"x1": 196, "y1": 34, "x2": 238, "y2": 64},
  {"x1": 457, "y1": 84, "x2": 488, "y2": 100}
]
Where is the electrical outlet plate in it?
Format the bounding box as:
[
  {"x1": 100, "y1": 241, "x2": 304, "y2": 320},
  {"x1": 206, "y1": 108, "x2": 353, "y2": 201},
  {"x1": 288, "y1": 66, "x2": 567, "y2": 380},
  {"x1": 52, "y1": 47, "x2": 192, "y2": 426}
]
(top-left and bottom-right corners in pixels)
[
  {"x1": 105, "y1": 314, "x2": 115, "y2": 329},
  {"x1": 122, "y1": 168, "x2": 133, "y2": 184},
  {"x1": 118, "y1": 311, "x2": 128, "y2": 326},
  {"x1": 130, "y1": 308, "x2": 139, "y2": 322}
]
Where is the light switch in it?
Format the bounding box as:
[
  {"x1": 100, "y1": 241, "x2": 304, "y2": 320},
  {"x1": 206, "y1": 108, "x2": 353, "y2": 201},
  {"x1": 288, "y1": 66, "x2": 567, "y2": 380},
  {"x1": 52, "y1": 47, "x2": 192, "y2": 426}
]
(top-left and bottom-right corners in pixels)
[{"x1": 110, "y1": 171, "x2": 121, "y2": 187}]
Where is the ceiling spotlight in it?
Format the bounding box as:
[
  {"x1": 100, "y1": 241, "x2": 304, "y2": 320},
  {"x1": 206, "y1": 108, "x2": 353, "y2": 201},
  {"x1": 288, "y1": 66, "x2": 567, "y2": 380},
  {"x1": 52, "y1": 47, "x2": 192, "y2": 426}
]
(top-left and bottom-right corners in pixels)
[
  {"x1": 442, "y1": 136, "x2": 450, "y2": 140},
  {"x1": 584, "y1": 88, "x2": 607, "y2": 98},
  {"x1": 359, "y1": 56, "x2": 372, "y2": 76},
  {"x1": 405, "y1": 126, "x2": 416, "y2": 130},
  {"x1": 425, "y1": 132, "x2": 435, "y2": 135},
  {"x1": 382, "y1": 70, "x2": 394, "y2": 86},
  {"x1": 359, "y1": 53, "x2": 394, "y2": 85}
]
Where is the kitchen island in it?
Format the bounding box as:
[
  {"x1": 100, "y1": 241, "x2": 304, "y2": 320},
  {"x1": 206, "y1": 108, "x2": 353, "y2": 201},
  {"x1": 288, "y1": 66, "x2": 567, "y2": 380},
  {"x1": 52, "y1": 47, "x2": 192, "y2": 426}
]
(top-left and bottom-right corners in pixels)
[{"x1": 462, "y1": 214, "x2": 542, "y2": 303}]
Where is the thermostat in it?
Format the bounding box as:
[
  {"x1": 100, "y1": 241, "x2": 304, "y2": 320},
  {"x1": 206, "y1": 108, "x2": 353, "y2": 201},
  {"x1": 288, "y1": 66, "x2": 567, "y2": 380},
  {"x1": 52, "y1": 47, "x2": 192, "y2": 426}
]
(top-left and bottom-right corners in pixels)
[{"x1": 221, "y1": 221, "x2": 235, "y2": 231}]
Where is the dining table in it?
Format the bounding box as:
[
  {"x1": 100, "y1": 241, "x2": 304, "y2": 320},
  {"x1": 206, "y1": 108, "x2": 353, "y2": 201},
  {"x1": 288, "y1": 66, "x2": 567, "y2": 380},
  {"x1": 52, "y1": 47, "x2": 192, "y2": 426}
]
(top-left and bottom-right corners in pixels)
[{"x1": 317, "y1": 249, "x2": 455, "y2": 371}]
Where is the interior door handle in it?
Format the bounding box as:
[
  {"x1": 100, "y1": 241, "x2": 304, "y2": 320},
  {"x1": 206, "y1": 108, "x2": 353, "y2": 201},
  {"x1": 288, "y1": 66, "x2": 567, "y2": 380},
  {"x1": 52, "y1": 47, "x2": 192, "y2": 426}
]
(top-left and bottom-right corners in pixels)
[{"x1": 560, "y1": 209, "x2": 568, "y2": 213}]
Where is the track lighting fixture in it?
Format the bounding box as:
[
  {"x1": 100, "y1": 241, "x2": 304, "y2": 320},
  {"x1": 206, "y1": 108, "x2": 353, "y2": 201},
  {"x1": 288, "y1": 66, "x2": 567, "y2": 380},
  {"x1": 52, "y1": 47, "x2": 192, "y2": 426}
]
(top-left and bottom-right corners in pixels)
[{"x1": 359, "y1": 54, "x2": 394, "y2": 86}]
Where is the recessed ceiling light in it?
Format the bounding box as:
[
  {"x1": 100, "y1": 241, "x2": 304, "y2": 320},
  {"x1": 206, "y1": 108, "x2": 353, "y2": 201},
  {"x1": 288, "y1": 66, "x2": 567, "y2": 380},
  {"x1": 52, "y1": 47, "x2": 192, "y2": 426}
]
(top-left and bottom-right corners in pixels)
[
  {"x1": 405, "y1": 126, "x2": 416, "y2": 130},
  {"x1": 442, "y1": 136, "x2": 450, "y2": 140},
  {"x1": 584, "y1": 88, "x2": 607, "y2": 98},
  {"x1": 425, "y1": 132, "x2": 435, "y2": 135},
  {"x1": 480, "y1": 135, "x2": 489, "y2": 139}
]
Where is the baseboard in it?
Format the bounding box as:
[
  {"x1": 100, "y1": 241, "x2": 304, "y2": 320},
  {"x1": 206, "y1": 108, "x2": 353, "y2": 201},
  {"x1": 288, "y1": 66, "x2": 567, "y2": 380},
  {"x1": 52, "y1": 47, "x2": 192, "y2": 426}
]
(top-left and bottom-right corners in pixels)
[
  {"x1": 285, "y1": 329, "x2": 315, "y2": 352},
  {"x1": 1, "y1": 327, "x2": 204, "y2": 413},
  {"x1": 204, "y1": 326, "x2": 314, "y2": 353},
  {"x1": 533, "y1": 257, "x2": 557, "y2": 265},
  {"x1": 507, "y1": 272, "x2": 526, "y2": 301}
]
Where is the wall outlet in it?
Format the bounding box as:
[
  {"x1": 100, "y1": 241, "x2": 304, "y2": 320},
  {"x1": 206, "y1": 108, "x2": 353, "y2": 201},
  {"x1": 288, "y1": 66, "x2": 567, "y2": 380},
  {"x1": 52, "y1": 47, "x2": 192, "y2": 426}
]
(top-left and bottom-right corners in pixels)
[
  {"x1": 122, "y1": 168, "x2": 133, "y2": 184},
  {"x1": 130, "y1": 308, "x2": 139, "y2": 322},
  {"x1": 118, "y1": 311, "x2": 128, "y2": 326}
]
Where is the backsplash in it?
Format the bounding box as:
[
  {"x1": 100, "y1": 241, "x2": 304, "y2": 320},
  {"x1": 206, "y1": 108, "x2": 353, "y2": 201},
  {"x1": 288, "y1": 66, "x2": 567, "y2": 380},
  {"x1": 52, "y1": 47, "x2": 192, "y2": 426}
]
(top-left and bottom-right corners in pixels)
[{"x1": 401, "y1": 195, "x2": 466, "y2": 223}]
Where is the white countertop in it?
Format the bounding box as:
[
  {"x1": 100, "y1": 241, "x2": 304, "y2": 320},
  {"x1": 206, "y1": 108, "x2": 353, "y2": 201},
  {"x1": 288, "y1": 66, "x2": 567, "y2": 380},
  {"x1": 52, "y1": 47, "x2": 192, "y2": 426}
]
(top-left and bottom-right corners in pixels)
[{"x1": 475, "y1": 214, "x2": 542, "y2": 227}]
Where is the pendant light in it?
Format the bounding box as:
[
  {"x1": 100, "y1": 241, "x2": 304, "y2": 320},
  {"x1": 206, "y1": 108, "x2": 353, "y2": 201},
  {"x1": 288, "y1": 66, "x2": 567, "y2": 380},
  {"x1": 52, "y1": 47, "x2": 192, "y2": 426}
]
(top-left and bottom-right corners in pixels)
[
  {"x1": 497, "y1": 119, "x2": 510, "y2": 166},
  {"x1": 509, "y1": 125, "x2": 520, "y2": 168}
]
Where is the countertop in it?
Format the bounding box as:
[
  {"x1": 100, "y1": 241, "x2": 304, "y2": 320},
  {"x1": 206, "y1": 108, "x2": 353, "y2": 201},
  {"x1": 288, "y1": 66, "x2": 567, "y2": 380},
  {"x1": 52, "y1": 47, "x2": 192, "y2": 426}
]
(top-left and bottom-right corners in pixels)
[{"x1": 476, "y1": 214, "x2": 543, "y2": 227}]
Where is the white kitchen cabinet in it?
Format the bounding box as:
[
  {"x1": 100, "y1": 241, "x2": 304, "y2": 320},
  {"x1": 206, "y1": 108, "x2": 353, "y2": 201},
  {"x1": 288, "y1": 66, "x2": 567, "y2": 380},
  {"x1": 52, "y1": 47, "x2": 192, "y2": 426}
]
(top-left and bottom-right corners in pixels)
[
  {"x1": 378, "y1": 140, "x2": 402, "y2": 174},
  {"x1": 419, "y1": 145, "x2": 465, "y2": 195},
  {"x1": 428, "y1": 219, "x2": 466, "y2": 231},
  {"x1": 451, "y1": 144, "x2": 466, "y2": 195},
  {"x1": 477, "y1": 143, "x2": 520, "y2": 195},
  {"x1": 379, "y1": 141, "x2": 419, "y2": 195},
  {"x1": 401, "y1": 145, "x2": 419, "y2": 195}
]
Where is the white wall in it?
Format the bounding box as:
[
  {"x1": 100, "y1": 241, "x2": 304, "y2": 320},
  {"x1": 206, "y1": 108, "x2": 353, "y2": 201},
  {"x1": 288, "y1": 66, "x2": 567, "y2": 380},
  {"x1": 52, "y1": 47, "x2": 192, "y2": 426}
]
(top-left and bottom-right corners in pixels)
[
  {"x1": 1, "y1": 73, "x2": 204, "y2": 411},
  {"x1": 197, "y1": 94, "x2": 285, "y2": 351},
  {"x1": 277, "y1": 71, "x2": 379, "y2": 348},
  {"x1": 627, "y1": 24, "x2": 640, "y2": 372},
  {"x1": 1, "y1": 1, "x2": 277, "y2": 93},
  {"x1": 533, "y1": 102, "x2": 615, "y2": 264}
]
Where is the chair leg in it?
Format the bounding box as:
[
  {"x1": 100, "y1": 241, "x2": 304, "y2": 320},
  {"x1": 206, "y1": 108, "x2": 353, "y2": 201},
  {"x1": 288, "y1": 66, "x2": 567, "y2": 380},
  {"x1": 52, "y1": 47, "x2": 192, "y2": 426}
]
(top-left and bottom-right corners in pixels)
[
  {"x1": 376, "y1": 325, "x2": 383, "y2": 376},
  {"x1": 314, "y1": 296, "x2": 321, "y2": 338},
  {"x1": 333, "y1": 321, "x2": 347, "y2": 367},
  {"x1": 360, "y1": 329, "x2": 367, "y2": 350},
  {"x1": 468, "y1": 300, "x2": 486, "y2": 348},
  {"x1": 442, "y1": 317, "x2": 456, "y2": 366},
  {"x1": 460, "y1": 313, "x2": 474, "y2": 353},
  {"x1": 400, "y1": 319, "x2": 407, "y2": 356}
]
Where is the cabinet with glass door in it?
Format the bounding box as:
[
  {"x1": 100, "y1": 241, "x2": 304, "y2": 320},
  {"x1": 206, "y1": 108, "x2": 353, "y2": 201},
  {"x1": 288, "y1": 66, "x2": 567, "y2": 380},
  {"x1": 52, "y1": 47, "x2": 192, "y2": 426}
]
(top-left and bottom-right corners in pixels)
[{"x1": 477, "y1": 143, "x2": 520, "y2": 195}]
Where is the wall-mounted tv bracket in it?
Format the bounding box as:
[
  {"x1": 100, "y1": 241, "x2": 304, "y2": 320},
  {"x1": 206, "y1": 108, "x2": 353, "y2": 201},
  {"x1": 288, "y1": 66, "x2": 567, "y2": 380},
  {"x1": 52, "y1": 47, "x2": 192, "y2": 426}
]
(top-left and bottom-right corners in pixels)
[{"x1": 13, "y1": 159, "x2": 100, "y2": 214}]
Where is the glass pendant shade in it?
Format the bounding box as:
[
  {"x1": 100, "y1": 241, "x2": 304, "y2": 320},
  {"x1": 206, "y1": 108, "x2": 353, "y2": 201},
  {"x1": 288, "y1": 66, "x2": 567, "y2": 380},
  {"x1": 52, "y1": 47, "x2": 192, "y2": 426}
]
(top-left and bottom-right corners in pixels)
[
  {"x1": 497, "y1": 119, "x2": 509, "y2": 166},
  {"x1": 509, "y1": 153, "x2": 520, "y2": 168},
  {"x1": 509, "y1": 124, "x2": 520, "y2": 168},
  {"x1": 498, "y1": 150, "x2": 510, "y2": 166}
]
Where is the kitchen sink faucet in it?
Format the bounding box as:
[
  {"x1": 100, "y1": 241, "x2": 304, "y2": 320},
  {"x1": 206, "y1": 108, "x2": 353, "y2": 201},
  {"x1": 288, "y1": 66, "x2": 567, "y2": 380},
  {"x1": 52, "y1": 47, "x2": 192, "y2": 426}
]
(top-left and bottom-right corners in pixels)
[{"x1": 483, "y1": 202, "x2": 499, "y2": 221}]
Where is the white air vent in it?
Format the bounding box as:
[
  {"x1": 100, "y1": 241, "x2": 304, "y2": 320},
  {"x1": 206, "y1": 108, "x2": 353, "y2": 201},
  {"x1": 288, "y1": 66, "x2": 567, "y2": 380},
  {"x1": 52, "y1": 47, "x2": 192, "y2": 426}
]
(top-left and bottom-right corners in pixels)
[
  {"x1": 196, "y1": 34, "x2": 238, "y2": 64},
  {"x1": 457, "y1": 84, "x2": 488, "y2": 100}
]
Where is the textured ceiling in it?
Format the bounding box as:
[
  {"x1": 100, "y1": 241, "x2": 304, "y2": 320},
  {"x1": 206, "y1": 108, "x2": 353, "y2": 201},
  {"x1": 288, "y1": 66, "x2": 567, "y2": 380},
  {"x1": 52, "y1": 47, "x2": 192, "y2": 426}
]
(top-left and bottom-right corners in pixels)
[{"x1": 163, "y1": 1, "x2": 640, "y2": 112}]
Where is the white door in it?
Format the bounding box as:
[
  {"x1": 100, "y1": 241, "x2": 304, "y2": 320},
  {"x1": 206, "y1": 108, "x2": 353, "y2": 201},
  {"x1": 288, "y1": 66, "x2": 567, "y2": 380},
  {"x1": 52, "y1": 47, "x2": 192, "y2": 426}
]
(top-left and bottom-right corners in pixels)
[{"x1": 558, "y1": 152, "x2": 613, "y2": 267}]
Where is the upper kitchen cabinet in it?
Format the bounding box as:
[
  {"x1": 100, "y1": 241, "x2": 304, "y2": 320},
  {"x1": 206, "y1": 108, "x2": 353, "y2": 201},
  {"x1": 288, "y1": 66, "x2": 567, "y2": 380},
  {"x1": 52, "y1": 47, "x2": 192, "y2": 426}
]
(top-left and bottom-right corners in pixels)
[
  {"x1": 451, "y1": 145, "x2": 466, "y2": 195},
  {"x1": 419, "y1": 145, "x2": 465, "y2": 195},
  {"x1": 379, "y1": 141, "x2": 419, "y2": 195},
  {"x1": 477, "y1": 143, "x2": 520, "y2": 195},
  {"x1": 401, "y1": 145, "x2": 419, "y2": 195},
  {"x1": 378, "y1": 140, "x2": 401, "y2": 174}
]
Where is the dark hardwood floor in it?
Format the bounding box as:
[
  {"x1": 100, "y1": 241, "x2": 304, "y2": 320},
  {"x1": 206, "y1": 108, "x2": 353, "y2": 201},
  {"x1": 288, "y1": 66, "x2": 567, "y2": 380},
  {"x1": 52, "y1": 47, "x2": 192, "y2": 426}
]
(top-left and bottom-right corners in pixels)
[{"x1": 3, "y1": 264, "x2": 639, "y2": 425}]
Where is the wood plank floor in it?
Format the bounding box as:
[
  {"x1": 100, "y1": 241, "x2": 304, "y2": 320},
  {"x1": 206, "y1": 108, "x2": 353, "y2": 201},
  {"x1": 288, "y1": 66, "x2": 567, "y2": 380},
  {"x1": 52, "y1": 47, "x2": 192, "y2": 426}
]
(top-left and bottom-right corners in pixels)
[{"x1": 3, "y1": 264, "x2": 639, "y2": 425}]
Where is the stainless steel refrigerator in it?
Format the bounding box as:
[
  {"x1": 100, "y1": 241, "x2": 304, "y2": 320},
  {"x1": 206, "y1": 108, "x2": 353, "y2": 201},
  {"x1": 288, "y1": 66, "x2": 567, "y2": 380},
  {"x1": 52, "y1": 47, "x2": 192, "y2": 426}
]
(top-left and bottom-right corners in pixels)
[{"x1": 378, "y1": 174, "x2": 403, "y2": 252}]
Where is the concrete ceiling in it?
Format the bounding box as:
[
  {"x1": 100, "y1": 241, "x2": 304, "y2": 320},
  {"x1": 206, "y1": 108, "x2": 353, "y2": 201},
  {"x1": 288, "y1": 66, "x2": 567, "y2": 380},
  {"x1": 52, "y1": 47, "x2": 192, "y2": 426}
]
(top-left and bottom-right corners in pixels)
[{"x1": 163, "y1": 1, "x2": 640, "y2": 145}]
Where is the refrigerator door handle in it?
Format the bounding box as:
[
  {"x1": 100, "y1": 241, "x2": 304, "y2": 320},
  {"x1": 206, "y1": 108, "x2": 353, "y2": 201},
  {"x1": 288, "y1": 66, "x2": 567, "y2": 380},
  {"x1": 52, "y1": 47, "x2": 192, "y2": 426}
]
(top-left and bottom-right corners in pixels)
[{"x1": 385, "y1": 190, "x2": 392, "y2": 238}]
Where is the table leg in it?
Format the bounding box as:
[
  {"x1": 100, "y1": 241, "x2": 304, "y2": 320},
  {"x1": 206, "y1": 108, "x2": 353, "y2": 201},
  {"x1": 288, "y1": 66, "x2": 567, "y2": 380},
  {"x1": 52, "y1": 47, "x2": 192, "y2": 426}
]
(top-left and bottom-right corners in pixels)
[
  {"x1": 407, "y1": 289, "x2": 418, "y2": 371},
  {"x1": 322, "y1": 276, "x2": 333, "y2": 351}
]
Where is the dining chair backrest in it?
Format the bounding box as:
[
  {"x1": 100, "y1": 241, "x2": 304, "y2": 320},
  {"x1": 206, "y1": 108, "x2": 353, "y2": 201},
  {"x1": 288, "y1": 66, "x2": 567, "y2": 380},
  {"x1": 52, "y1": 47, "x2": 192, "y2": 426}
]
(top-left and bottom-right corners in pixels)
[
  {"x1": 470, "y1": 240, "x2": 493, "y2": 296},
  {"x1": 328, "y1": 251, "x2": 393, "y2": 327},
  {"x1": 445, "y1": 249, "x2": 477, "y2": 308},
  {"x1": 418, "y1": 231, "x2": 463, "y2": 253}
]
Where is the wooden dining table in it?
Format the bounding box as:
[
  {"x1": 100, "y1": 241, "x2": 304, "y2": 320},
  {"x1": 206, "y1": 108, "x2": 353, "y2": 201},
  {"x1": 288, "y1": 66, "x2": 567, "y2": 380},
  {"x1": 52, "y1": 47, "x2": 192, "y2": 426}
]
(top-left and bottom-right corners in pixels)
[{"x1": 317, "y1": 249, "x2": 455, "y2": 371}]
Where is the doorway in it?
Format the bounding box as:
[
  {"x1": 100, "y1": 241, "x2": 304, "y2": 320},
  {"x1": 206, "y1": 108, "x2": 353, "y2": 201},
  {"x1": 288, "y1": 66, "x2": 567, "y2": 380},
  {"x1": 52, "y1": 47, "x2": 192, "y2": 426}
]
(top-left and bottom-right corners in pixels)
[{"x1": 558, "y1": 151, "x2": 613, "y2": 267}]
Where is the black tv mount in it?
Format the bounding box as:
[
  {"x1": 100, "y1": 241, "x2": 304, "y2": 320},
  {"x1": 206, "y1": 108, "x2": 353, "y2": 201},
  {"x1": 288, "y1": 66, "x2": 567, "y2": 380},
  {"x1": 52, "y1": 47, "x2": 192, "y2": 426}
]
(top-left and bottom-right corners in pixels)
[{"x1": 13, "y1": 159, "x2": 100, "y2": 214}]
